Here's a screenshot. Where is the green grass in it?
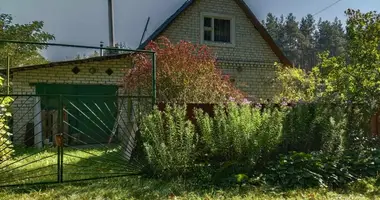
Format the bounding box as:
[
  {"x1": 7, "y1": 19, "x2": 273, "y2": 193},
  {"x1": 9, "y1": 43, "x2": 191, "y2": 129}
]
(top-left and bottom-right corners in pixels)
[
  {"x1": 1, "y1": 147, "x2": 380, "y2": 199},
  {"x1": 0, "y1": 145, "x2": 140, "y2": 186},
  {"x1": 1, "y1": 176, "x2": 380, "y2": 200}
]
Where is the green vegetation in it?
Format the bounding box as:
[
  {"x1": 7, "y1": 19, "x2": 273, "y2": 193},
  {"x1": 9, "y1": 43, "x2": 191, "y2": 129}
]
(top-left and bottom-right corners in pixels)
[
  {"x1": 139, "y1": 103, "x2": 380, "y2": 188},
  {"x1": 0, "y1": 146, "x2": 139, "y2": 186},
  {"x1": 0, "y1": 77, "x2": 13, "y2": 162},
  {"x1": 263, "y1": 10, "x2": 346, "y2": 68},
  {"x1": 0, "y1": 13, "x2": 54, "y2": 67},
  {"x1": 137, "y1": 9, "x2": 380, "y2": 190},
  {"x1": 1, "y1": 147, "x2": 380, "y2": 199},
  {"x1": 1, "y1": 175, "x2": 380, "y2": 199},
  {"x1": 141, "y1": 105, "x2": 197, "y2": 176}
]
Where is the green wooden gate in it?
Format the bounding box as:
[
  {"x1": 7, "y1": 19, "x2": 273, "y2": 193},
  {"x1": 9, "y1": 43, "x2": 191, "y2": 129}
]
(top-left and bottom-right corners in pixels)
[{"x1": 36, "y1": 84, "x2": 118, "y2": 145}]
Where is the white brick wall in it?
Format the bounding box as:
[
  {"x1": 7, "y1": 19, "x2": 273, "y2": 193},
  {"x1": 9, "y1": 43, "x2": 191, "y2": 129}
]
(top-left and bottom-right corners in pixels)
[
  {"x1": 219, "y1": 61, "x2": 278, "y2": 100},
  {"x1": 157, "y1": 0, "x2": 280, "y2": 99}
]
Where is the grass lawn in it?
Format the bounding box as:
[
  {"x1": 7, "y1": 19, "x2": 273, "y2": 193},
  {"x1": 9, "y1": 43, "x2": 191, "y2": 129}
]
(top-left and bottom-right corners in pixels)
[
  {"x1": 0, "y1": 145, "x2": 140, "y2": 187},
  {"x1": 1, "y1": 147, "x2": 380, "y2": 199},
  {"x1": 0, "y1": 176, "x2": 379, "y2": 200}
]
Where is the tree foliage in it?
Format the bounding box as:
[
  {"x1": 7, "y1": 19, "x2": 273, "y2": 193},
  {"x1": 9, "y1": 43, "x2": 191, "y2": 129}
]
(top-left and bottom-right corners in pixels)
[
  {"x1": 263, "y1": 13, "x2": 346, "y2": 69},
  {"x1": 0, "y1": 13, "x2": 55, "y2": 67},
  {"x1": 320, "y1": 9, "x2": 380, "y2": 114},
  {"x1": 274, "y1": 66, "x2": 322, "y2": 103},
  {"x1": 123, "y1": 37, "x2": 245, "y2": 103},
  {"x1": 274, "y1": 9, "x2": 380, "y2": 135}
]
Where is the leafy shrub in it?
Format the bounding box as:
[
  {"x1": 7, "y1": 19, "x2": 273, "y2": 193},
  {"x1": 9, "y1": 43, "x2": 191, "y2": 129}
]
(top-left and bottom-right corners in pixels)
[
  {"x1": 273, "y1": 66, "x2": 323, "y2": 103},
  {"x1": 0, "y1": 77, "x2": 13, "y2": 162},
  {"x1": 124, "y1": 37, "x2": 245, "y2": 103},
  {"x1": 264, "y1": 152, "x2": 326, "y2": 189},
  {"x1": 343, "y1": 148, "x2": 380, "y2": 178},
  {"x1": 347, "y1": 179, "x2": 376, "y2": 194},
  {"x1": 264, "y1": 147, "x2": 380, "y2": 190},
  {"x1": 140, "y1": 105, "x2": 198, "y2": 177},
  {"x1": 195, "y1": 103, "x2": 284, "y2": 165},
  {"x1": 264, "y1": 151, "x2": 356, "y2": 189},
  {"x1": 281, "y1": 103, "x2": 346, "y2": 154}
]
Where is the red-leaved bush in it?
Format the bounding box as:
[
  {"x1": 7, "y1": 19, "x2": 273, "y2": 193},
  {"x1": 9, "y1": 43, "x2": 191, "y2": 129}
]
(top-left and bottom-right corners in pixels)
[{"x1": 123, "y1": 37, "x2": 245, "y2": 103}]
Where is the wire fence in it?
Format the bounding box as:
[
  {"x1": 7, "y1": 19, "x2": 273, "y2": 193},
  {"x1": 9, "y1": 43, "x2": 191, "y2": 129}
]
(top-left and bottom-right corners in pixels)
[{"x1": 0, "y1": 94, "x2": 152, "y2": 187}]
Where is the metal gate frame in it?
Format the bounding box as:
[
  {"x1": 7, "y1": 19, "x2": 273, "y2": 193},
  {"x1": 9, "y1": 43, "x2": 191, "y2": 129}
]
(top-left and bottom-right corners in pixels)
[{"x1": 0, "y1": 94, "x2": 153, "y2": 187}]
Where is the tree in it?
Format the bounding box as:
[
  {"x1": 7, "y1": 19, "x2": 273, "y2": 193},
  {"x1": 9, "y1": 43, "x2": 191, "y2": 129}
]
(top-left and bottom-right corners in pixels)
[
  {"x1": 104, "y1": 42, "x2": 131, "y2": 56},
  {"x1": 274, "y1": 9, "x2": 380, "y2": 137},
  {"x1": 0, "y1": 13, "x2": 55, "y2": 67},
  {"x1": 300, "y1": 14, "x2": 316, "y2": 41},
  {"x1": 282, "y1": 13, "x2": 303, "y2": 66},
  {"x1": 73, "y1": 51, "x2": 100, "y2": 60},
  {"x1": 320, "y1": 9, "x2": 380, "y2": 112},
  {"x1": 314, "y1": 18, "x2": 346, "y2": 57},
  {"x1": 263, "y1": 13, "x2": 281, "y2": 45},
  {"x1": 273, "y1": 66, "x2": 322, "y2": 103},
  {"x1": 263, "y1": 12, "x2": 347, "y2": 70},
  {"x1": 330, "y1": 17, "x2": 346, "y2": 57},
  {"x1": 299, "y1": 14, "x2": 317, "y2": 70},
  {"x1": 123, "y1": 37, "x2": 245, "y2": 103}
]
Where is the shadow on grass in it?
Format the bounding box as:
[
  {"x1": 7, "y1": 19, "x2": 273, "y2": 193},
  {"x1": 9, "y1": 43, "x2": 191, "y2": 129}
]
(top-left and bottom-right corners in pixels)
[
  {"x1": 2, "y1": 147, "x2": 380, "y2": 199},
  {"x1": 0, "y1": 176, "x2": 267, "y2": 199},
  {"x1": 2, "y1": 174, "x2": 380, "y2": 199},
  {"x1": 0, "y1": 144, "x2": 145, "y2": 187}
]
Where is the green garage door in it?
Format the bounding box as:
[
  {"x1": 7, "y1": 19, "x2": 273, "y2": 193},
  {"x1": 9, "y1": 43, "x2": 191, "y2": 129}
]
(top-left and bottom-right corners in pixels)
[{"x1": 36, "y1": 84, "x2": 118, "y2": 145}]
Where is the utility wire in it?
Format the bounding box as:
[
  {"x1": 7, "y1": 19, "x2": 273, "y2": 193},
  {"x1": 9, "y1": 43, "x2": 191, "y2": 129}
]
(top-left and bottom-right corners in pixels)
[{"x1": 312, "y1": 0, "x2": 344, "y2": 16}]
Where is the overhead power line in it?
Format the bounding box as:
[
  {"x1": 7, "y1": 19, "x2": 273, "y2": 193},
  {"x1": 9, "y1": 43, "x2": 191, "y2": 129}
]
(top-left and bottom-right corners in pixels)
[{"x1": 312, "y1": 0, "x2": 344, "y2": 16}]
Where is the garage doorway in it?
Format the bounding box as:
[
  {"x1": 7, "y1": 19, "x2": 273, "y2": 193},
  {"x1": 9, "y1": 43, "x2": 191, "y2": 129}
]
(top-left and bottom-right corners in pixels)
[{"x1": 36, "y1": 83, "x2": 118, "y2": 145}]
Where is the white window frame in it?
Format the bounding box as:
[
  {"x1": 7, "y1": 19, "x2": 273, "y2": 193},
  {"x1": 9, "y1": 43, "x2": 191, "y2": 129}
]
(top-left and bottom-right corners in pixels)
[{"x1": 200, "y1": 12, "x2": 236, "y2": 47}]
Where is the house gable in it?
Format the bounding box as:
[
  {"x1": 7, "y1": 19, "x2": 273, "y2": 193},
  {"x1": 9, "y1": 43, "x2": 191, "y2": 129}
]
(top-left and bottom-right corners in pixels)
[{"x1": 140, "y1": 0, "x2": 290, "y2": 65}]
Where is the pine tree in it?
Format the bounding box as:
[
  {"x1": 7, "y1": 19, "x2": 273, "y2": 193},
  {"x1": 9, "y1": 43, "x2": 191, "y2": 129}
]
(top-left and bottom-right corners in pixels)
[
  {"x1": 330, "y1": 17, "x2": 346, "y2": 57},
  {"x1": 263, "y1": 12, "x2": 347, "y2": 69},
  {"x1": 282, "y1": 13, "x2": 303, "y2": 66},
  {"x1": 299, "y1": 14, "x2": 316, "y2": 70},
  {"x1": 263, "y1": 13, "x2": 281, "y2": 45}
]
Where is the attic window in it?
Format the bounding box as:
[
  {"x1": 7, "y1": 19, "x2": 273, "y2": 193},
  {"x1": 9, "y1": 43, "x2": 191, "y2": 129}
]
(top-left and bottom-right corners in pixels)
[{"x1": 201, "y1": 13, "x2": 235, "y2": 46}]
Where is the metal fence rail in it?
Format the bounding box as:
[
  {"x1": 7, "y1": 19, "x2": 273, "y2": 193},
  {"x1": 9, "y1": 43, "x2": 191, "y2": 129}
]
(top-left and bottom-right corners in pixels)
[{"x1": 0, "y1": 94, "x2": 152, "y2": 187}]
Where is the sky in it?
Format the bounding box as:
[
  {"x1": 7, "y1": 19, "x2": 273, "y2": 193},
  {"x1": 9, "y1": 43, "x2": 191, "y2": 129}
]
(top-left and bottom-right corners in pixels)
[{"x1": 0, "y1": 0, "x2": 379, "y2": 60}]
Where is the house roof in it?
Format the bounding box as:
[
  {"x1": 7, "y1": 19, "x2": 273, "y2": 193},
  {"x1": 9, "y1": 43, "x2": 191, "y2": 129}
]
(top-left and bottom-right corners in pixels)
[
  {"x1": 0, "y1": 52, "x2": 133, "y2": 73},
  {"x1": 139, "y1": 0, "x2": 292, "y2": 66}
]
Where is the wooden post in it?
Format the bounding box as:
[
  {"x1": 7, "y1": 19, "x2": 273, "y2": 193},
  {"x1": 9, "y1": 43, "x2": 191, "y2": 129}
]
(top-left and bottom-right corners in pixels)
[{"x1": 34, "y1": 96, "x2": 43, "y2": 148}]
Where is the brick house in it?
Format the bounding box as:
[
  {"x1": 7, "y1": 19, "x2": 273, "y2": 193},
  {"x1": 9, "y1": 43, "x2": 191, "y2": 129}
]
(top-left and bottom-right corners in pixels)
[
  {"x1": 3, "y1": 0, "x2": 290, "y2": 146},
  {"x1": 139, "y1": 0, "x2": 291, "y2": 100}
]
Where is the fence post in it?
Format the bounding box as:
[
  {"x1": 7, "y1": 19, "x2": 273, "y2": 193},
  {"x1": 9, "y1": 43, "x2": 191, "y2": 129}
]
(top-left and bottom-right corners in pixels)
[
  {"x1": 56, "y1": 95, "x2": 64, "y2": 183},
  {"x1": 152, "y1": 52, "x2": 157, "y2": 108},
  {"x1": 6, "y1": 55, "x2": 10, "y2": 95}
]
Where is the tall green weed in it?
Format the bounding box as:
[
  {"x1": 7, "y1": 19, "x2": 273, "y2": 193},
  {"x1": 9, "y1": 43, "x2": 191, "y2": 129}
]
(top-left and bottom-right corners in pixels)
[
  {"x1": 281, "y1": 103, "x2": 346, "y2": 155},
  {"x1": 140, "y1": 105, "x2": 197, "y2": 177},
  {"x1": 195, "y1": 103, "x2": 284, "y2": 165}
]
